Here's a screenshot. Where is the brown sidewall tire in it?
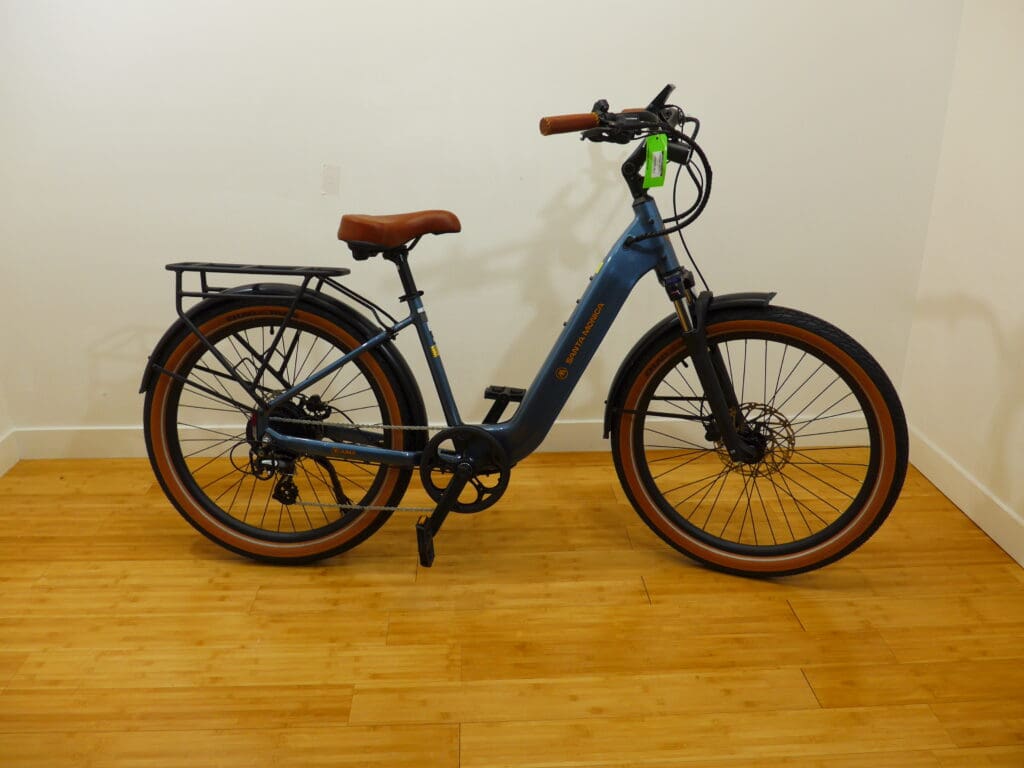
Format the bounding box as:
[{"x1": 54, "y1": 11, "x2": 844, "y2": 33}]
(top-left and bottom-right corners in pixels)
[
  {"x1": 613, "y1": 309, "x2": 907, "y2": 576},
  {"x1": 145, "y1": 304, "x2": 410, "y2": 562}
]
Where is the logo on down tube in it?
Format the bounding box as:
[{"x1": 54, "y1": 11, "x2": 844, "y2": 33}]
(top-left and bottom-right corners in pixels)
[{"x1": 558, "y1": 303, "x2": 605, "y2": 379}]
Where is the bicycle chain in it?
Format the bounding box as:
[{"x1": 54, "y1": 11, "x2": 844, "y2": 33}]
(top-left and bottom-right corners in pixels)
[
  {"x1": 267, "y1": 416, "x2": 441, "y2": 432},
  {"x1": 265, "y1": 416, "x2": 440, "y2": 513}
]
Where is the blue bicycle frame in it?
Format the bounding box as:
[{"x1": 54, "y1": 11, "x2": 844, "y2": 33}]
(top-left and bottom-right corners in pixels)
[{"x1": 260, "y1": 198, "x2": 682, "y2": 466}]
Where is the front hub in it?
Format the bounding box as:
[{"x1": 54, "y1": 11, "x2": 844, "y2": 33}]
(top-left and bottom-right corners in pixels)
[{"x1": 715, "y1": 403, "x2": 795, "y2": 477}]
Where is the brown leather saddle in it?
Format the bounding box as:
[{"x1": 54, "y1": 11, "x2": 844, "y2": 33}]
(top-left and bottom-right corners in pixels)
[{"x1": 337, "y1": 210, "x2": 461, "y2": 255}]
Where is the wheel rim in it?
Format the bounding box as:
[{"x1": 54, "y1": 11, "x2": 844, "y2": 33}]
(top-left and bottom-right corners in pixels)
[
  {"x1": 162, "y1": 310, "x2": 394, "y2": 543},
  {"x1": 628, "y1": 321, "x2": 888, "y2": 560}
]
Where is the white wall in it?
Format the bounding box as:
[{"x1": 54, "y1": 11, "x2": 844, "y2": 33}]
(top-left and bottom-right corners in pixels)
[
  {"x1": 0, "y1": 382, "x2": 16, "y2": 475},
  {"x1": 903, "y1": 0, "x2": 1024, "y2": 563},
  {"x1": 0, "y1": 259, "x2": 16, "y2": 472},
  {"x1": 0, "y1": 0, "x2": 961, "y2": 456}
]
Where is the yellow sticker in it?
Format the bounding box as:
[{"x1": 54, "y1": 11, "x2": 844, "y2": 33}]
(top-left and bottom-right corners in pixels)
[{"x1": 431, "y1": 345, "x2": 439, "y2": 358}]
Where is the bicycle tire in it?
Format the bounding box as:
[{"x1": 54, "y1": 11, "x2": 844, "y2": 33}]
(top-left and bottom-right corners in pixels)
[
  {"x1": 144, "y1": 296, "x2": 423, "y2": 563},
  {"x1": 610, "y1": 305, "x2": 908, "y2": 576}
]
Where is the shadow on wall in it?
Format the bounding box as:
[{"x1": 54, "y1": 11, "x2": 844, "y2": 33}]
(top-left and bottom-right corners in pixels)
[
  {"x1": 910, "y1": 291, "x2": 1024, "y2": 516},
  {"x1": 415, "y1": 143, "x2": 627, "y2": 421},
  {"x1": 86, "y1": 146, "x2": 626, "y2": 457}
]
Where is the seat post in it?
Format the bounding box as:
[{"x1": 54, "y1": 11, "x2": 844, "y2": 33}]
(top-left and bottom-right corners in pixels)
[{"x1": 383, "y1": 247, "x2": 421, "y2": 302}]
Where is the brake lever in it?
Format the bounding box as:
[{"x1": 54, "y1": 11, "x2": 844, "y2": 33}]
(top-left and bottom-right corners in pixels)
[
  {"x1": 580, "y1": 126, "x2": 633, "y2": 144},
  {"x1": 647, "y1": 84, "x2": 676, "y2": 111}
]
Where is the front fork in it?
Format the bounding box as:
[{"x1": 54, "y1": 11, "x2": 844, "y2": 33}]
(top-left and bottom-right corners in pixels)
[{"x1": 661, "y1": 269, "x2": 760, "y2": 463}]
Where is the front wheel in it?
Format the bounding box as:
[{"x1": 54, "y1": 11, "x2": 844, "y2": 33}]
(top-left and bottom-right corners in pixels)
[{"x1": 610, "y1": 306, "x2": 908, "y2": 576}]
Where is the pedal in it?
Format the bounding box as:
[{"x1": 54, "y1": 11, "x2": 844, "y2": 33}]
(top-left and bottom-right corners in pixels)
[
  {"x1": 413, "y1": 473, "x2": 468, "y2": 568},
  {"x1": 482, "y1": 385, "x2": 526, "y2": 424},
  {"x1": 415, "y1": 516, "x2": 435, "y2": 567}
]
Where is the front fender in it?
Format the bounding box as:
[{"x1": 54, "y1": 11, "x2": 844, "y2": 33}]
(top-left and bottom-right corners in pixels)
[{"x1": 602, "y1": 291, "x2": 775, "y2": 438}]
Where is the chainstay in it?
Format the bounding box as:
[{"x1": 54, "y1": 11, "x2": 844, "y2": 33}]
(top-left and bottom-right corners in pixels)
[
  {"x1": 264, "y1": 417, "x2": 440, "y2": 513},
  {"x1": 267, "y1": 417, "x2": 442, "y2": 432},
  {"x1": 291, "y1": 501, "x2": 435, "y2": 512}
]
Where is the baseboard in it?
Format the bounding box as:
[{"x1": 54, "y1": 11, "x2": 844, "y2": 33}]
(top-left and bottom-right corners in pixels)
[
  {"x1": 6, "y1": 419, "x2": 612, "y2": 462},
  {"x1": 0, "y1": 429, "x2": 19, "y2": 477},
  {"x1": 15, "y1": 426, "x2": 149, "y2": 460},
  {"x1": 910, "y1": 425, "x2": 1024, "y2": 566}
]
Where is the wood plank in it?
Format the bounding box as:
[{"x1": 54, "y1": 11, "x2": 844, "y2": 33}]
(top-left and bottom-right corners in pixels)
[
  {"x1": 459, "y1": 705, "x2": 953, "y2": 767},
  {"x1": 803, "y1": 659, "x2": 1024, "y2": 708},
  {"x1": 459, "y1": 630, "x2": 895, "y2": 681},
  {"x1": 38, "y1": 556, "x2": 416, "y2": 587},
  {"x1": 0, "y1": 459, "x2": 155, "y2": 495},
  {"x1": 0, "y1": 652, "x2": 27, "y2": 690},
  {"x1": 881, "y1": 625, "x2": 1024, "y2": 663},
  {"x1": 0, "y1": 724, "x2": 458, "y2": 768},
  {"x1": 387, "y1": 599, "x2": 802, "y2": 647},
  {"x1": 255, "y1": 578, "x2": 646, "y2": 614},
  {"x1": 0, "y1": 533, "x2": 235, "y2": 562},
  {"x1": 0, "y1": 684, "x2": 353, "y2": 732},
  {"x1": 646, "y1": 563, "x2": 1023, "y2": 604},
  {"x1": 0, "y1": 610, "x2": 390, "y2": 652},
  {"x1": 349, "y1": 668, "x2": 818, "y2": 725},
  {"x1": 2, "y1": 582, "x2": 261, "y2": 617},
  {"x1": 931, "y1": 699, "x2": 1024, "y2": 748},
  {"x1": 934, "y1": 746, "x2": 1024, "y2": 767},
  {"x1": 563, "y1": 754, "x2": 942, "y2": 768},
  {"x1": 347, "y1": 515, "x2": 631, "y2": 559},
  {"x1": 789, "y1": 592, "x2": 1024, "y2": 632},
  {"x1": 410, "y1": 547, "x2": 676, "y2": 585},
  {"x1": 847, "y1": 512, "x2": 1015, "y2": 567},
  {"x1": 0, "y1": 562, "x2": 48, "y2": 616},
  {"x1": 852, "y1": 564, "x2": 1024, "y2": 597},
  {"x1": 7, "y1": 643, "x2": 459, "y2": 690}
]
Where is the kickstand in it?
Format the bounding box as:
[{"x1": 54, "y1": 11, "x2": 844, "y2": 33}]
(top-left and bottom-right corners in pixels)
[{"x1": 415, "y1": 473, "x2": 469, "y2": 568}]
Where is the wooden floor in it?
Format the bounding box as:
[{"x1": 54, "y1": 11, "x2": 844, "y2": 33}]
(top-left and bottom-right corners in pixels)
[{"x1": 1, "y1": 455, "x2": 1022, "y2": 767}]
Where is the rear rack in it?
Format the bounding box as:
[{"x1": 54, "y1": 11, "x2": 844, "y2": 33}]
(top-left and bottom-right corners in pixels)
[
  {"x1": 167, "y1": 261, "x2": 351, "y2": 303},
  {"x1": 153, "y1": 261, "x2": 397, "y2": 410}
]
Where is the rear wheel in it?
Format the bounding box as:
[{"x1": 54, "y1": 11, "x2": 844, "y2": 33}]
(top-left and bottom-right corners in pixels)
[
  {"x1": 611, "y1": 306, "x2": 908, "y2": 576},
  {"x1": 144, "y1": 299, "x2": 420, "y2": 563}
]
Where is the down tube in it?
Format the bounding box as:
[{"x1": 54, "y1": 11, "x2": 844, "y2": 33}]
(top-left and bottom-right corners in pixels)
[{"x1": 490, "y1": 202, "x2": 680, "y2": 462}]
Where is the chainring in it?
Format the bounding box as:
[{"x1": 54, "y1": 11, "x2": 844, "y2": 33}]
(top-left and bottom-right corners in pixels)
[{"x1": 419, "y1": 426, "x2": 511, "y2": 513}]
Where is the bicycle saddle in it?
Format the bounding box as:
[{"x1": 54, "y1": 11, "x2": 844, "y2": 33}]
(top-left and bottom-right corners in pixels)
[{"x1": 338, "y1": 210, "x2": 461, "y2": 249}]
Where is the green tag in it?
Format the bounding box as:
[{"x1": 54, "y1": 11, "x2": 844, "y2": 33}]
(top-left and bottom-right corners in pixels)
[{"x1": 643, "y1": 133, "x2": 668, "y2": 189}]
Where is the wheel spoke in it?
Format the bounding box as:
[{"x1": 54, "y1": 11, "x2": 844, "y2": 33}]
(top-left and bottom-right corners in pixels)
[
  {"x1": 652, "y1": 450, "x2": 712, "y2": 480},
  {"x1": 621, "y1": 318, "x2": 901, "y2": 564}
]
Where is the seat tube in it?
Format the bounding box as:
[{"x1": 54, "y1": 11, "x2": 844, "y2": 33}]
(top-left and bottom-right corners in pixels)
[{"x1": 389, "y1": 251, "x2": 462, "y2": 426}]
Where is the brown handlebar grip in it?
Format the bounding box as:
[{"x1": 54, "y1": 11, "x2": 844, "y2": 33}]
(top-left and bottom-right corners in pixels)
[{"x1": 538, "y1": 112, "x2": 600, "y2": 136}]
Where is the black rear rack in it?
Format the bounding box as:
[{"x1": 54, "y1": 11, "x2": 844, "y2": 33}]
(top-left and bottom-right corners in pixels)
[
  {"x1": 155, "y1": 261, "x2": 400, "y2": 410},
  {"x1": 167, "y1": 261, "x2": 351, "y2": 303}
]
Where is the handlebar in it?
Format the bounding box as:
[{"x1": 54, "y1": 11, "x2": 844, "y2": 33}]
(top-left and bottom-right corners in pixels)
[
  {"x1": 538, "y1": 112, "x2": 600, "y2": 136},
  {"x1": 536, "y1": 85, "x2": 711, "y2": 230},
  {"x1": 538, "y1": 85, "x2": 695, "y2": 148}
]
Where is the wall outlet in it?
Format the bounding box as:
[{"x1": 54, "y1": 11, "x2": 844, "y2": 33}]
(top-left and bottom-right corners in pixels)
[{"x1": 321, "y1": 163, "x2": 340, "y2": 197}]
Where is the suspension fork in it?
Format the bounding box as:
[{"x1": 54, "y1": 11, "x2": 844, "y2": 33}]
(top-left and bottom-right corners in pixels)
[{"x1": 661, "y1": 269, "x2": 759, "y2": 462}]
